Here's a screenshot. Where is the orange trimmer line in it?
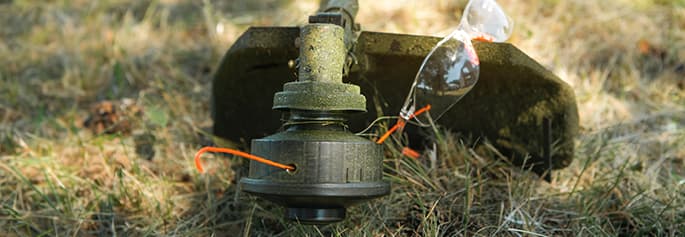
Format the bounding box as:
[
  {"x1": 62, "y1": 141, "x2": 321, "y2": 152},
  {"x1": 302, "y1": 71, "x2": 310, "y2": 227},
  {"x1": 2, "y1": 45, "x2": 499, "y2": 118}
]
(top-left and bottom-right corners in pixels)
[
  {"x1": 401, "y1": 147, "x2": 421, "y2": 159},
  {"x1": 194, "y1": 146, "x2": 295, "y2": 173},
  {"x1": 376, "y1": 120, "x2": 405, "y2": 144},
  {"x1": 376, "y1": 104, "x2": 432, "y2": 144}
]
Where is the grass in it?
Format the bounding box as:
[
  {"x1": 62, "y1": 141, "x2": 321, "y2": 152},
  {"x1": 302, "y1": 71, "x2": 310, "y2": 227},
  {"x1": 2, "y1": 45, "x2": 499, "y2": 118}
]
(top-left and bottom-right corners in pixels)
[{"x1": 1, "y1": 0, "x2": 684, "y2": 236}]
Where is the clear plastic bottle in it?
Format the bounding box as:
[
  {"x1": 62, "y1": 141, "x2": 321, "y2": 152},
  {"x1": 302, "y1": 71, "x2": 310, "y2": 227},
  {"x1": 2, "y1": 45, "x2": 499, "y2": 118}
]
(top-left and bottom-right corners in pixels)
[{"x1": 400, "y1": 0, "x2": 513, "y2": 125}]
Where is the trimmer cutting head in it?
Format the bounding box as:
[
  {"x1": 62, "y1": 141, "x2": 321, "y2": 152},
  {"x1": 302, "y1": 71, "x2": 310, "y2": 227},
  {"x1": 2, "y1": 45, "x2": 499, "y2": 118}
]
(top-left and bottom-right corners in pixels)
[{"x1": 212, "y1": 0, "x2": 579, "y2": 223}]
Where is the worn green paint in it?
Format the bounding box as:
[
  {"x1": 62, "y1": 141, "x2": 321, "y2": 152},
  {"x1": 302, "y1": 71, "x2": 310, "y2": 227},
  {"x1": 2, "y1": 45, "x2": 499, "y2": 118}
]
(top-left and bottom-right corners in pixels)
[
  {"x1": 297, "y1": 24, "x2": 345, "y2": 83},
  {"x1": 272, "y1": 24, "x2": 367, "y2": 112}
]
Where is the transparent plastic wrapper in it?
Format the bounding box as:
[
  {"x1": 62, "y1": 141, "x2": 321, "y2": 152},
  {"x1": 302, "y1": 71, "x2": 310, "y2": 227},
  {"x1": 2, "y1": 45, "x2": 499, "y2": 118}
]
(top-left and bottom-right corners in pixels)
[{"x1": 400, "y1": 0, "x2": 513, "y2": 125}]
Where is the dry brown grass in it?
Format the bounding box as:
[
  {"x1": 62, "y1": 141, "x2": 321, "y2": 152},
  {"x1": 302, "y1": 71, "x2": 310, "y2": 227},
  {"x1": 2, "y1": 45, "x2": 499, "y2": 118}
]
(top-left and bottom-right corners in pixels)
[{"x1": 1, "y1": 0, "x2": 684, "y2": 236}]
